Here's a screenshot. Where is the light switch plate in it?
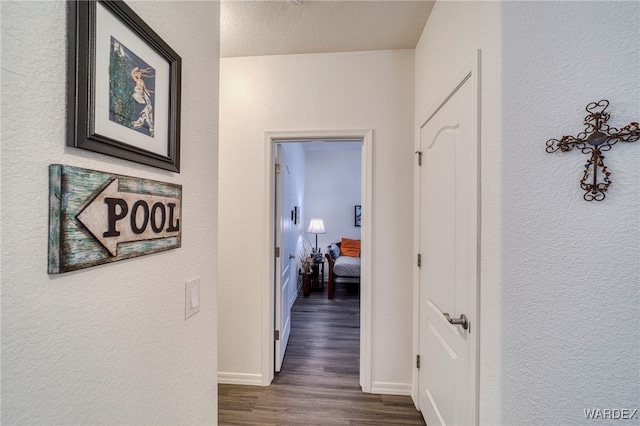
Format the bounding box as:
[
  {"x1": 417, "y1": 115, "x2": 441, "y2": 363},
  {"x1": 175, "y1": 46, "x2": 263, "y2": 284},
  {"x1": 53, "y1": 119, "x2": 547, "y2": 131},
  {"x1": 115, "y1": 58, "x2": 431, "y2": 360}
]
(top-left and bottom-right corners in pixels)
[{"x1": 185, "y1": 278, "x2": 200, "y2": 320}]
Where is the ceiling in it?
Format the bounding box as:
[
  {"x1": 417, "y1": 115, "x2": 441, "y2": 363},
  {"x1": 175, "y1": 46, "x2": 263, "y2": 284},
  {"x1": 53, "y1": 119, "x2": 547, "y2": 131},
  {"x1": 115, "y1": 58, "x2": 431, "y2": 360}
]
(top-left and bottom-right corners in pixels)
[{"x1": 220, "y1": 0, "x2": 435, "y2": 58}]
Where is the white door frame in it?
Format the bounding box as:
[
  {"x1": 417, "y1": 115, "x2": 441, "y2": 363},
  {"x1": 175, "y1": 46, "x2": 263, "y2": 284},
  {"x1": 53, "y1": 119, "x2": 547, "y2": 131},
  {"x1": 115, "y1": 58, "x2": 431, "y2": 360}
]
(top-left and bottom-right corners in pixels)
[
  {"x1": 262, "y1": 129, "x2": 374, "y2": 391},
  {"x1": 412, "y1": 51, "x2": 481, "y2": 421}
]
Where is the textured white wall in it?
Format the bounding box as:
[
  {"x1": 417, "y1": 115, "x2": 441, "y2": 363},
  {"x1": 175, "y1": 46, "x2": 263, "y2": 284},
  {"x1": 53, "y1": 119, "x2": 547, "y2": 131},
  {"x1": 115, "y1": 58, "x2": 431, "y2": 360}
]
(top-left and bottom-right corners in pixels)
[
  {"x1": 219, "y1": 50, "x2": 415, "y2": 387},
  {"x1": 1, "y1": 1, "x2": 220, "y2": 424},
  {"x1": 304, "y1": 148, "x2": 362, "y2": 251},
  {"x1": 417, "y1": 1, "x2": 639, "y2": 424},
  {"x1": 414, "y1": 2, "x2": 503, "y2": 422},
  {"x1": 500, "y1": 2, "x2": 639, "y2": 424}
]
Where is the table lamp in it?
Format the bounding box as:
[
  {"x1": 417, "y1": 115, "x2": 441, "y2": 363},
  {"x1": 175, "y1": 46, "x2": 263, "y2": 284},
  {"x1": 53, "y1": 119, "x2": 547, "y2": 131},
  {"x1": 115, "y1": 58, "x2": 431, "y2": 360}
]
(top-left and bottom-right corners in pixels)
[{"x1": 307, "y1": 218, "x2": 326, "y2": 253}]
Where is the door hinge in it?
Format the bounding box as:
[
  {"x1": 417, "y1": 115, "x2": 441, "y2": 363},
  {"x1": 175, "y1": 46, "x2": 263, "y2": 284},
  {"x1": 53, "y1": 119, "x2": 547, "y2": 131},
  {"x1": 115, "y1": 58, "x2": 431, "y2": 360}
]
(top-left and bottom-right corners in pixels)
[
  {"x1": 416, "y1": 354, "x2": 421, "y2": 369},
  {"x1": 275, "y1": 163, "x2": 281, "y2": 174},
  {"x1": 275, "y1": 247, "x2": 280, "y2": 258},
  {"x1": 415, "y1": 151, "x2": 423, "y2": 166},
  {"x1": 417, "y1": 253, "x2": 422, "y2": 268},
  {"x1": 274, "y1": 330, "x2": 280, "y2": 341}
]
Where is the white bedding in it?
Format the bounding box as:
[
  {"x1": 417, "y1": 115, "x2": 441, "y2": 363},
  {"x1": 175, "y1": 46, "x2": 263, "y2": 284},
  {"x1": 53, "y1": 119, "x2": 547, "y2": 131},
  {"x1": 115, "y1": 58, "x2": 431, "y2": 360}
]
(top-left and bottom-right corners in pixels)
[{"x1": 333, "y1": 255, "x2": 360, "y2": 277}]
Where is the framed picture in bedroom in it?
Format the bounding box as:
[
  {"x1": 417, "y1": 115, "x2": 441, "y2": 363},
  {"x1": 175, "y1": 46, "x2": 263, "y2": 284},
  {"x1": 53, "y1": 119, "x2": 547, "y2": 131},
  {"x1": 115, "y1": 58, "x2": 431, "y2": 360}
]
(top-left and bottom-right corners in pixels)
[
  {"x1": 68, "y1": 0, "x2": 182, "y2": 172},
  {"x1": 355, "y1": 205, "x2": 362, "y2": 227}
]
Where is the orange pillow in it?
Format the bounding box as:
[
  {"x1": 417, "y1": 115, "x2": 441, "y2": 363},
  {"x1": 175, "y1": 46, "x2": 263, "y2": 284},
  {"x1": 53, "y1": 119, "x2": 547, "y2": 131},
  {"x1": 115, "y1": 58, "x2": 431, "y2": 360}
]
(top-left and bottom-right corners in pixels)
[{"x1": 340, "y1": 238, "x2": 361, "y2": 258}]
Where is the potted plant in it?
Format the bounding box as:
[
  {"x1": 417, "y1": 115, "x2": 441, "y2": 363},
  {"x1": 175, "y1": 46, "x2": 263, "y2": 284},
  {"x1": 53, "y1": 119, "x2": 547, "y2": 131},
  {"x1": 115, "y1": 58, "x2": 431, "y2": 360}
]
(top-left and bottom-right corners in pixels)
[{"x1": 298, "y1": 245, "x2": 314, "y2": 296}]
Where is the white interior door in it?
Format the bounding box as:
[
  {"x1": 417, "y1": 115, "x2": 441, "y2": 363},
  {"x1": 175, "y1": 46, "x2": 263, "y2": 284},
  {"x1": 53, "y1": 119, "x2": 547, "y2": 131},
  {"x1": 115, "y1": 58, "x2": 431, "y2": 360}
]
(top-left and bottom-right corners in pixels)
[
  {"x1": 275, "y1": 145, "x2": 294, "y2": 372},
  {"x1": 418, "y1": 60, "x2": 479, "y2": 425}
]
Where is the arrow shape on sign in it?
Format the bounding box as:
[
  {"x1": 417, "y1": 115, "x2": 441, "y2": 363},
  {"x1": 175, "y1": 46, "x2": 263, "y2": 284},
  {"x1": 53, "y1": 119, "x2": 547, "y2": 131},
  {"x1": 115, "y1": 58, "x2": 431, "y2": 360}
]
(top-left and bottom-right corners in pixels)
[{"x1": 76, "y1": 178, "x2": 181, "y2": 256}]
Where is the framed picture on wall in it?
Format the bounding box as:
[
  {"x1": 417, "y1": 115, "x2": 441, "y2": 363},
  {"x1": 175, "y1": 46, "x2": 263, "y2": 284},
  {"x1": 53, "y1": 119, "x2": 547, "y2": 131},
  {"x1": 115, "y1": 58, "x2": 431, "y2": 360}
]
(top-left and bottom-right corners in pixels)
[
  {"x1": 292, "y1": 206, "x2": 300, "y2": 224},
  {"x1": 355, "y1": 205, "x2": 362, "y2": 227},
  {"x1": 68, "y1": 0, "x2": 182, "y2": 172}
]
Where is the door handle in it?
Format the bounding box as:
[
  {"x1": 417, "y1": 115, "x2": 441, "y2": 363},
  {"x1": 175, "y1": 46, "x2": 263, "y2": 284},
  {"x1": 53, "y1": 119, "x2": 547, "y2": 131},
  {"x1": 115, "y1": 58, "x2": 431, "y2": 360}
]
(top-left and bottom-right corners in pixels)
[
  {"x1": 443, "y1": 313, "x2": 469, "y2": 331},
  {"x1": 289, "y1": 254, "x2": 295, "y2": 259}
]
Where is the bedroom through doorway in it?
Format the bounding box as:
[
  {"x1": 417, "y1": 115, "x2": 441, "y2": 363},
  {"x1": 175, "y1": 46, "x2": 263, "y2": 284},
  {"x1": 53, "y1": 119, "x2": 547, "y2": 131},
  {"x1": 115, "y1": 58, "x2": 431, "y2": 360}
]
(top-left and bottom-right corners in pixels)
[{"x1": 263, "y1": 130, "x2": 373, "y2": 391}]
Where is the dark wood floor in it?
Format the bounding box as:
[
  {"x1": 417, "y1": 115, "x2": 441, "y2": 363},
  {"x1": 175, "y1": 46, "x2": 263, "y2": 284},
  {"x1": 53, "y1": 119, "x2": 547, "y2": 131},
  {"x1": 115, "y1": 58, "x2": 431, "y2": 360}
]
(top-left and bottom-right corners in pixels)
[{"x1": 219, "y1": 284, "x2": 425, "y2": 425}]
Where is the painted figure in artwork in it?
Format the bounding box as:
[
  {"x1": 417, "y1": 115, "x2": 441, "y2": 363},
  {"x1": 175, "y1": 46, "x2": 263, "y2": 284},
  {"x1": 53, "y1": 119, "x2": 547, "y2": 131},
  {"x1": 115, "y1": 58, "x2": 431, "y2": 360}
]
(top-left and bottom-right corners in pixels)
[
  {"x1": 109, "y1": 37, "x2": 156, "y2": 138},
  {"x1": 131, "y1": 67, "x2": 155, "y2": 136}
]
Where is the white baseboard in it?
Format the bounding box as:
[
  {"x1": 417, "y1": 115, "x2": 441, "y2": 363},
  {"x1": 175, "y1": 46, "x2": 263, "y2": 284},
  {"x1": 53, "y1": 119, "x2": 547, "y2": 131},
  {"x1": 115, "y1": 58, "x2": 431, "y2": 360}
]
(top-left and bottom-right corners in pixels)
[
  {"x1": 218, "y1": 372, "x2": 264, "y2": 386},
  {"x1": 370, "y1": 381, "x2": 412, "y2": 396}
]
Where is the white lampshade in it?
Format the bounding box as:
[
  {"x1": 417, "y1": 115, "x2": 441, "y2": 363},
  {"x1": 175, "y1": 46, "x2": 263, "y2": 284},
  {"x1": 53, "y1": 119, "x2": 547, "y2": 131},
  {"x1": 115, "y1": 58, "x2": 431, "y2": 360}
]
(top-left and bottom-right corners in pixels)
[{"x1": 307, "y1": 218, "x2": 326, "y2": 234}]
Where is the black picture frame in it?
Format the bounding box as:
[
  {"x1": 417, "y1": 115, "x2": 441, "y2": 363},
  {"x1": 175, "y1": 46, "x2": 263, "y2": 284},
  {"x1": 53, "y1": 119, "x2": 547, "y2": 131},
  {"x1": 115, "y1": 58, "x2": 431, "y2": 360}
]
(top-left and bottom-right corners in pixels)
[
  {"x1": 68, "y1": 0, "x2": 182, "y2": 172},
  {"x1": 293, "y1": 206, "x2": 300, "y2": 225},
  {"x1": 355, "y1": 205, "x2": 361, "y2": 227}
]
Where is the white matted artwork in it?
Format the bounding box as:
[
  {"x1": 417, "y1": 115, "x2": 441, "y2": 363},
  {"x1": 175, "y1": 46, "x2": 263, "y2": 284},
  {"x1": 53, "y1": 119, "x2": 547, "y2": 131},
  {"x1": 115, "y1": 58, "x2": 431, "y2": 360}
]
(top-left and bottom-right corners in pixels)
[
  {"x1": 68, "y1": 0, "x2": 182, "y2": 172},
  {"x1": 94, "y1": 2, "x2": 170, "y2": 156}
]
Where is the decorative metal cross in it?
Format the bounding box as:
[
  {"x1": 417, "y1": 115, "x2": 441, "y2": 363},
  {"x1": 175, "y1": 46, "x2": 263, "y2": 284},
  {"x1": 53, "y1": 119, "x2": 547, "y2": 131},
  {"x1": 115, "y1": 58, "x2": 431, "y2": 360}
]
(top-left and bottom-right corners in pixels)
[{"x1": 546, "y1": 100, "x2": 639, "y2": 201}]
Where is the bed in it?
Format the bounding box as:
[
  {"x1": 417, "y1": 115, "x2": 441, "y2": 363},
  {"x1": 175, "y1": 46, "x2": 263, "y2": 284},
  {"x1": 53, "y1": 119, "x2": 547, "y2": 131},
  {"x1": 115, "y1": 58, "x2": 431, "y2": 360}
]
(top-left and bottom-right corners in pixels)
[{"x1": 324, "y1": 240, "x2": 361, "y2": 299}]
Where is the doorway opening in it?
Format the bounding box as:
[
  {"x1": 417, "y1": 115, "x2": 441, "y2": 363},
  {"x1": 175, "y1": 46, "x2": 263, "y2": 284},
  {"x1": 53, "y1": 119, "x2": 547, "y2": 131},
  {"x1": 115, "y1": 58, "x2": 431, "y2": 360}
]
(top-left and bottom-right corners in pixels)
[
  {"x1": 274, "y1": 140, "x2": 362, "y2": 373},
  {"x1": 262, "y1": 130, "x2": 374, "y2": 392}
]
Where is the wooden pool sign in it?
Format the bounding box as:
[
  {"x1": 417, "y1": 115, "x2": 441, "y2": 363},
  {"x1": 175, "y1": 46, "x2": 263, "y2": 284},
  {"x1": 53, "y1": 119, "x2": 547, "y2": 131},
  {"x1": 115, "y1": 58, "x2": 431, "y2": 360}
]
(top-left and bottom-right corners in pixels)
[{"x1": 49, "y1": 164, "x2": 182, "y2": 273}]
